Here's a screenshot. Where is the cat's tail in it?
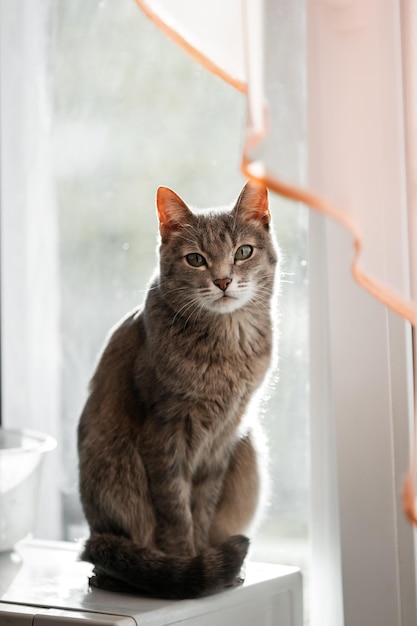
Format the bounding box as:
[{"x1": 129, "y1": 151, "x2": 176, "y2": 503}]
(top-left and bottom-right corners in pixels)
[{"x1": 81, "y1": 533, "x2": 249, "y2": 599}]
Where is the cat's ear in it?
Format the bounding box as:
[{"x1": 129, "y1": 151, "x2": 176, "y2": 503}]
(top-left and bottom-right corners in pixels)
[
  {"x1": 233, "y1": 180, "x2": 270, "y2": 227},
  {"x1": 156, "y1": 186, "x2": 193, "y2": 240}
]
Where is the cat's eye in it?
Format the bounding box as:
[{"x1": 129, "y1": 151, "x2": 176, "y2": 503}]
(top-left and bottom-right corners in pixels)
[
  {"x1": 234, "y1": 245, "x2": 253, "y2": 261},
  {"x1": 185, "y1": 253, "x2": 206, "y2": 267}
]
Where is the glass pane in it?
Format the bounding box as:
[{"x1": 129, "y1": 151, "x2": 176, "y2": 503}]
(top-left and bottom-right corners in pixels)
[{"x1": 52, "y1": 0, "x2": 308, "y2": 572}]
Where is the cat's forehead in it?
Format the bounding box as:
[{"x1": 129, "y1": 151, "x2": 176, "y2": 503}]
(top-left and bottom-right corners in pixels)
[
  {"x1": 159, "y1": 200, "x2": 272, "y2": 253},
  {"x1": 188, "y1": 206, "x2": 234, "y2": 235},
  {"x1": 190, "y1": 205, "x2": 268, "y2": 242},
  {"x1": 190, "y1": 204, "x2": 232, "y2": 218},
  {"x1": 189, "y1": 205, "x2": 235, "y2": 231}
]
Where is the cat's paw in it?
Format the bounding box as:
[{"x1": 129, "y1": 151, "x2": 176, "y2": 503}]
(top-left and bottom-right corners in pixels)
[
  {"x1": 221, "y1": 534, "x2": 249, "y2": 574},
  {"x1": 234, "y1": 558, "x2": 247, "y2": 587},
  {"x1": 223, "y1": 534, "x2": 250, "y2": 559},
  {"x1": 89, "y1": 567, "x2": 136, "y2": 594},
  {"x1": 216, "y1": 535, "x2": 249, "y2": 591}
]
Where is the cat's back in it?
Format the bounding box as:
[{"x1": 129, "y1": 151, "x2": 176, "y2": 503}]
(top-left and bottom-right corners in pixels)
[
  {"x1": 79, "y1": 306, "x2": 147, "y2": 433},
  {"x1": 92, "y1": 307, "x2": 144, "y2": 383}
]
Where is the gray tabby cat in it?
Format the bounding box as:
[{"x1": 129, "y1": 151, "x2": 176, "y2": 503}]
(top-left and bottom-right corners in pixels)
[{"x1": 78, "y1": 180, "x2": 278, "y2": 598}]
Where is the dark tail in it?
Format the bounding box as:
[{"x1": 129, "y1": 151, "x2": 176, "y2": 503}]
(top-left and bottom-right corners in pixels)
[{"x1": 81, "y1": 533, "x2": 249, "y2": 599}]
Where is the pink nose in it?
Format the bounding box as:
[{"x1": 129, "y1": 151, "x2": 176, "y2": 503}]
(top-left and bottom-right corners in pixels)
[{"x1": 213, "y1": 278, "x2": 232, "y2": 292}]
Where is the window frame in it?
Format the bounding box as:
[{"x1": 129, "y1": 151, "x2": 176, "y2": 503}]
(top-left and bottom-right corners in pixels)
[
  {"x1": 307, "y1": 0, "x2": 417, "y2": 621},
  {"x1": 309, "y1": 213, "x2": 416, "y2": 626}
]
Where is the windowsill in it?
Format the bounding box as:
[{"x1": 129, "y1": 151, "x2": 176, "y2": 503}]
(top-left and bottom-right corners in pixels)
[{"x1": 0, "y1": 539, "x2": 303, "y2": 625}]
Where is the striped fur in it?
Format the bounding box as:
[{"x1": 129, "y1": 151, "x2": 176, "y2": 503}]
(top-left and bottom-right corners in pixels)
[{"x1": 78, "y1": 181, "x2": 278, "y2": 598}]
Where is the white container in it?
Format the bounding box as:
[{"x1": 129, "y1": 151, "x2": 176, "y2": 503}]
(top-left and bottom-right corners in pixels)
[{"x1": 0, "y1": 428, "x2": 56, "y2": 551}]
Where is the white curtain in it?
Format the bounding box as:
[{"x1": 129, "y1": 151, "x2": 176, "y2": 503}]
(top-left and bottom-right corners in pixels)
[{"x1": 0, "y1": 0, "x2": 61, "y2": 539}]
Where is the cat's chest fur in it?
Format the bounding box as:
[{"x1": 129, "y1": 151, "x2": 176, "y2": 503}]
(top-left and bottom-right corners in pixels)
[
  {"x1": 131, "y1": 288, "x2": 272, "y2": 465},
  {"x1": 143, "y1": 288, "x2": 271, "y2": 396}
]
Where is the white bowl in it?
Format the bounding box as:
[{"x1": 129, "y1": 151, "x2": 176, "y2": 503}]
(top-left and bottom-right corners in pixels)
[{"x1": 0, "y1": 428, "x2": 56, "y2": 551}]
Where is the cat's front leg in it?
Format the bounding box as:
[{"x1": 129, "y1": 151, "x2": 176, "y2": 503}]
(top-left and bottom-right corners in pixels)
[
  {"x1": 209, "y1": 433, "x2": 262, "y2": 545},
  {"x1": 191, "y1": 464, "x2": 228, "y2": 552},
  {"x1": 153, "y1": 475, "x2": 195, "y2": 556},
  {"x1": 141, "y1": 422, "x2": 195, "y2": 556}
]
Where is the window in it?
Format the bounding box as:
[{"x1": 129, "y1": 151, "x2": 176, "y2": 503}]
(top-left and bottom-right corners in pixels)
[
  {"x1": 3, "y1": 2, "x2": 416, "y2": 625},
  {"x1": 53, "y1": 0, "x2": 309, "y2": 560},
  {"x1": 1, "y1": 0, "x2": 309, "y2": 577}
]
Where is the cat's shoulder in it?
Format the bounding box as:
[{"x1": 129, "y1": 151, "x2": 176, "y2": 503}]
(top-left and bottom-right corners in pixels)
[
  {"x1": 106, "y1": 306, "x2": 144, "y2": 345},
  {"x1": 93, "y1": 307, "x2": 144, "y2": 367}
]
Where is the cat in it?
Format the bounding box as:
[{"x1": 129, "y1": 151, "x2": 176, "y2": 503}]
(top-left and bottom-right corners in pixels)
[{"x1": 78, "y1": 180, "x2": 279, "y2": 599}]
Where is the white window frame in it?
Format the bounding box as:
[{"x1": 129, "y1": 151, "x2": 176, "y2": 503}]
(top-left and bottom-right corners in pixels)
[
  {"x1": 309, "y1": 213, "x2": 416, "y2": 626},
  {"x1": 307, "y1": 0, "x2": 417, "y2": 622}
]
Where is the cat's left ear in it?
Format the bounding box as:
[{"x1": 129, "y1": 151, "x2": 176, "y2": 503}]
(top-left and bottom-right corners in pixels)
[
  {"x1": 156, "y1": 186, "x2": 193, "y2": 241},
  {"x1": 233, "y1": 180, "x2": 270, "y2": 227}
]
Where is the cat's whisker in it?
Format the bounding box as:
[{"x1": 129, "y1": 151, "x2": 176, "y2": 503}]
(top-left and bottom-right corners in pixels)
[
  {"x1": 253, "y1": 287, "x2": 273, "y2": 297},
  {"x1": 158, "y1": 285, "x2": 198, "y2": 301},
  {"x1": 180, "y1": 299, "x2": 204, "y2": 329},
  {"x1": 171, "y1": 295, "x2": 204, "y2": 327},
  {"x1": 137, "y1": 281, "x2": 193, "y2": 298},
  {"x1": 255, "y1": 284, "x2": 274, "y2": 294},
  {"x1": 182, "y1": 223, "x2": 201, "y2": 237},
  {"x1": 250, "y1": 295, "x2": 270, "y2": 307},
  {"x1": 131, "y1": 284, "x2": 161, "y2": 295},
  {"x1": 163, "y1": 287, "x2": 190, "y2": 297},
  {"x1": 183, "y1": 300, "x2": 205, "y2": 329},
  {"x1": 250, "y1": 292, "x2": 274, "y2": 307},
  {"x1": 180, "y1": 224, "x2": 203, "y2": 245}
]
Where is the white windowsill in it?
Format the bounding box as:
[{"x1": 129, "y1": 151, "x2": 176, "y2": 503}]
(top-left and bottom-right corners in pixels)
[{"x1": 0, "y1": 539, "x2": 303, "y2": 625}]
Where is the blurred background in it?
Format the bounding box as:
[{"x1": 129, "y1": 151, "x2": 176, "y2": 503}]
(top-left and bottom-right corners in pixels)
[{"x1": 51, "y1": 0, "x2": 309, "y2": 566}]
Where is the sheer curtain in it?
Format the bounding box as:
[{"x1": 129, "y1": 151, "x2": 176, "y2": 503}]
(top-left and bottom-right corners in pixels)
[
  {"x1": 0, "y1": 0, "x2": 61, "y2": 539},
  {"x1": 135, "y1": 0, "x2": 415, "y2": 321},
  {"x1": 135, "y1": 0, "x2": 416, "y2": 522},
  {"x1": 134, "y1": 1, "x2": 417, "y2": 625}
]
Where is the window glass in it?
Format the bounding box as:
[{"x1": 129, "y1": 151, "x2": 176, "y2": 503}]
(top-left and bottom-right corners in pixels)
[{"x1": 53, "y1": 0, "x2": 308, "y2": 571}]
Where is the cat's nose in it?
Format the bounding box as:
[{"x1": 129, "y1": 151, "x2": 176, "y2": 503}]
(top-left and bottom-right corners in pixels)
[{"x1": 213, "y1": 277, "x2": 232, "y2": 292}]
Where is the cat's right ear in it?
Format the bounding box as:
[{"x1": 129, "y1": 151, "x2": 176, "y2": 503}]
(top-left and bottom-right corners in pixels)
[
  {"x1": 156, "y1": 187, "x2": 192, "y2": 241},
  {"x1": 233, "y1": 180, "x2": 270, "y2": 228}
]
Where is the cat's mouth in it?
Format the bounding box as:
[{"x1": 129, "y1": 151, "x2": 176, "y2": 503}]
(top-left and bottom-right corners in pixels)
[
  {"x1": 214, "y1": 294, "x2": 240, "y2": 310},
  {"x1": 204, "y1": 292, "x2": 243, "y2": 314}
]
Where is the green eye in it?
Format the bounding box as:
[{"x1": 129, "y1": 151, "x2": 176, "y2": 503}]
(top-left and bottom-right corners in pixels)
[
  {"x1": 234, "y1": 245, "x2": 253, "y2": 261},
  {"x1": 186, "y1": 253, "x2": 206, "y2": 267}
]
